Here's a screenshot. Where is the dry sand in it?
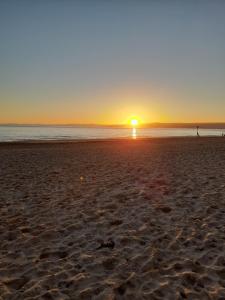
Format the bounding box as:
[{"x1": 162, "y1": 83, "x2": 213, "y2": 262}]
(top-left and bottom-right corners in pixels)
[{"x1": 0, "y1": 137, "x2": 225, "y2": 300}]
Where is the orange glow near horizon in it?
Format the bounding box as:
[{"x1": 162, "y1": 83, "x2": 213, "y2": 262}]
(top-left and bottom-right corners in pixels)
[{"x1": 2, "y1": 84, "x2": 225, "y2": 125}]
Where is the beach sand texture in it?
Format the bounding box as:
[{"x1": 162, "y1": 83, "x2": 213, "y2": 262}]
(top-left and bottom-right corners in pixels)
[{"x1": 1, "y1": 137, "x2": 225, "y2": 299}]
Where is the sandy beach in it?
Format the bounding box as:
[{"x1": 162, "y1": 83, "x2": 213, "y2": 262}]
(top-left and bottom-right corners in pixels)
[{"x1": 1, "y1": 137, "x2": 225, "y2": 300}]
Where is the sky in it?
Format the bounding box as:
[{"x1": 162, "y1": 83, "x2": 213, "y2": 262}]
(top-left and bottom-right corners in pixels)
[{"x1": 0, "y1": 0, "x2": 225, "y2": 125}]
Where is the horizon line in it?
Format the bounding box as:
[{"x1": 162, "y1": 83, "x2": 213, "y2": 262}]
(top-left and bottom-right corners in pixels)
[{"x1": 1, "y1": 122, "x2": 225, "y2": 129}]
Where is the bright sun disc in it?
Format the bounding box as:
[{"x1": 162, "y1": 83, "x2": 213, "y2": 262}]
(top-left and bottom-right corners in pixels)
[{"x1": 131, "y1": 119, "x2": 138, "y2": 126}]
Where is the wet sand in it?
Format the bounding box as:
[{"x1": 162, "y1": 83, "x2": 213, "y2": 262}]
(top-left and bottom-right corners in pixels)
[{"x1": 1, "y1": 137, "x2": 225, "y2": 299}]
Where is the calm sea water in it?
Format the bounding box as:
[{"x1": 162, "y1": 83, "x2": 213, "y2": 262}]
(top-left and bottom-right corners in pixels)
[{"x1": 0, "y1": 125, "x2": 224, "y2": 142}]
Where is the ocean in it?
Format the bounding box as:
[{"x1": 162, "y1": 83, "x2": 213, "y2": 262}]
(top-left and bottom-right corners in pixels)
[{"x1": 0, "y1": 125, "x2": 224, "y2": 142}]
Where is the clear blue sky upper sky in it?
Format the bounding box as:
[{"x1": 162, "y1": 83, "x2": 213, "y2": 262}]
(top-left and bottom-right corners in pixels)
[{"x1": 0, "y1": 0, "x2": 225, "y2": 124}]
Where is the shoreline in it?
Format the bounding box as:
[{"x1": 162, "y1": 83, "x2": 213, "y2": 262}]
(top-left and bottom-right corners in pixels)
[{"x1": 0, "y1": 135, "x2": 224, "y2": 146}]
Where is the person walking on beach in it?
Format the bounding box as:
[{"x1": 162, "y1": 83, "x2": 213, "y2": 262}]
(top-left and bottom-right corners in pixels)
[{"x1": 196, "y1": 126, "x2": 200, "y2": 137}]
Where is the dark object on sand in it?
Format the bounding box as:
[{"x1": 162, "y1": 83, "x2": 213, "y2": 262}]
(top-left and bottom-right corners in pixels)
[
  {"x1": 196, "y1": 126, "x2": 200, "y2": 137},
  {"x1": 156, "y1": 205, "x2": 172, "y2": 213},
  {"x1": 97, "y1": 238, "x2": 115, "y2": 250}
]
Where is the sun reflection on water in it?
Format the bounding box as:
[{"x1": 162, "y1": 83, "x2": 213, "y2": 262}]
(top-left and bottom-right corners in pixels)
[{"x1": 132, "y1": 127, "x2": 137, "y2": 139}]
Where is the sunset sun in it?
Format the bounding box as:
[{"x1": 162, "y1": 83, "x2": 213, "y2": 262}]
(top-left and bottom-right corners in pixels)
[{"x1": 130, "y1": 118, "x2": 139, "y2": 127}]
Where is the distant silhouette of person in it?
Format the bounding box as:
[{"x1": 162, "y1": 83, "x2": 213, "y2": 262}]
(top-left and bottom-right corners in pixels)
[{"x1": 196, "y1": 126, "x2": 200, "y2": 137}]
